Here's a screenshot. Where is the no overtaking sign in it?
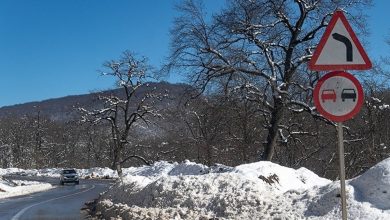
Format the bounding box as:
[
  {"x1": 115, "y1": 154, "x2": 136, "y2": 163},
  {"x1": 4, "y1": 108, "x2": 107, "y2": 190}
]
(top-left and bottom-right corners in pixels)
[{"x1": 313, "y1": 71, "x2": 364, "y2": 122}]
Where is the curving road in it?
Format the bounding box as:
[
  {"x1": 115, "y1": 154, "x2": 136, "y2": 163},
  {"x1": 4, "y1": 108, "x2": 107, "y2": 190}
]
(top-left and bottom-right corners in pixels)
[{"x1": 0, "y1": 176, "x2": 112, "y2": 220}]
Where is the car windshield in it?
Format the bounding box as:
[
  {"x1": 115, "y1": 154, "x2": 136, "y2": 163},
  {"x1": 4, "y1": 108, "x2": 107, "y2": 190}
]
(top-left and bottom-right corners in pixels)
[
  {"x1": 343, "y1": 89, "x2": 355, "y2": 93},
  {"x1": 63, "y1": 170, "x2": 76, "y2": 174}
]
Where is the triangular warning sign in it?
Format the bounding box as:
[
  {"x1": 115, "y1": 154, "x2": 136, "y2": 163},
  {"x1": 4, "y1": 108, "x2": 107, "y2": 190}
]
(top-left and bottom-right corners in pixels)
[{"x1": 308, "y1": 10, "x2": 372, "y2": 71}]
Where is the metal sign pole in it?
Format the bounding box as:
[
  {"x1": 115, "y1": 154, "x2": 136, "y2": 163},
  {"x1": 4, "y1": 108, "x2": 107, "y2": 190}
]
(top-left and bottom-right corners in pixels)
[
  {"x1": 337, "y1": 122, "x2": 347, "y2": 220},
  {"x1": 308, "y1": 9, "x2": 370, "y2": 220}
]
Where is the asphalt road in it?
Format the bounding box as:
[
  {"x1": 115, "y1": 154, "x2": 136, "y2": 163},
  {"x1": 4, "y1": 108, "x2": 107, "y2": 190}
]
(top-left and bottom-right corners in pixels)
[{"x1": 0, "y1": 176, "x2": 113, "y2": 220}]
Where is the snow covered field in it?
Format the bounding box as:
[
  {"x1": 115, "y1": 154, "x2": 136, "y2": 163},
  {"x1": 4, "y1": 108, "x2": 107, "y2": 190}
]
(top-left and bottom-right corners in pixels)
[{"x1": 94, "y1": 158, "x2": 390, "y2": 220}]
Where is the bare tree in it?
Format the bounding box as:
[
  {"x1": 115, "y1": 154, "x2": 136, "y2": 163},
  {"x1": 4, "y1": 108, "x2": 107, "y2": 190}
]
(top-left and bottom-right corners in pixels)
[
  {"x1": 167, "y1": 0, "x2": 372, "y2": 161},
  {"x1": 80, "y1": 51, "x2": 163, "y2": 177},
  {"x1": 183, "y1": 98, "x2": 226, "y2": 165}
]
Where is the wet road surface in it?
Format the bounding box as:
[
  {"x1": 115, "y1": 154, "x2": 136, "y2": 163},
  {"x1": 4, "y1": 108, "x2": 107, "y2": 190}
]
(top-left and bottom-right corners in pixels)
[{"x1": 0, "y1": 176, "x2": 113, "y2": 220}]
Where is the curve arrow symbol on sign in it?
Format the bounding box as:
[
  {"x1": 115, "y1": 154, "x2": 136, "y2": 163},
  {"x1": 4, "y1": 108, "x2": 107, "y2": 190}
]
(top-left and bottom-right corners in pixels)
[
  {"x1": 308, "y1": 10, "x2": 372, "y2": 70},
  {"x1": 332, "y1": 33, "x2": 353, "y2": 62}
]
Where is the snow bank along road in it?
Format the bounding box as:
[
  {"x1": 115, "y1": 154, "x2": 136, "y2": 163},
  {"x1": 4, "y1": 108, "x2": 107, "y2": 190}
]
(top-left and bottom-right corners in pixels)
[
  {"x1": 0, "y1": 176, "x2": 112, "y2": 220},
  {"x1": 92, "y1": 159, "x2": 390, "y2": 219}
]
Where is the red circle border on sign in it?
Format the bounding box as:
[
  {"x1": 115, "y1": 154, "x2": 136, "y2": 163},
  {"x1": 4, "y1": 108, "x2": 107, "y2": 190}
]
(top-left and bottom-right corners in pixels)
[{"x1": 313, "y1": 71, "x2": 364, "y2": 122}]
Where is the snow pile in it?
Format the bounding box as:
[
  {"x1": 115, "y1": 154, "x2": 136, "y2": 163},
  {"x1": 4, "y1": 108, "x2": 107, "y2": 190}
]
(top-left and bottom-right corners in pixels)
[
  {"x1": 299, "y1": 181, "x2": 389, "y2": 220},
  {"x1": 96, "y1": 160, "x2": 334, "y2": 219},
  {"x1": 0, "y1": 167, "x2": 62, "y2": 178},
  {"x1": 168, "y1": 160, "x2": 208, "y2": 176},
  {"x1": 35, "y1": 168, "x2": 61, "y2": 178},
  {"x1": 0, "y1": 177, "x2": 52, "y2": 199},
  {"x1": 232, "y1": 161, "x2": 331, "y2": 192},
  {"x1": 95, "y1": 158, "x2": 390, "y2": 220},
  {"x1": 0, "y1": 168, "x2": 30, "y2": 176},
  {"x1": 98, "y1": 174, "x2": 284, "y2": 219},
  {"x1": 350, "y1": 158, "x2": 390, "y2": 209},
  {"x1": 298, "y1": 157, "x2": 390, "y2": 220},
  {"x1": 78, "y1": 167, "x2": 118, "y2": 179},
  {"x1": 123, "y1": 161, "x2": 177, "y2": 179}
]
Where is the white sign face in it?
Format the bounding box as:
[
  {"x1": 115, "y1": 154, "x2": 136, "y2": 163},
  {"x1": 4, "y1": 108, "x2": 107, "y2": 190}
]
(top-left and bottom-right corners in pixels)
[
  {"x1": 308, "y1": 10, "x2": 372, "y2": 71},
  {"x1": 315, "y1": 19, "x2": 365, "y2": 65},
  {"x1": 313, "y1": 71, "x2": 363, "y2": 122}
]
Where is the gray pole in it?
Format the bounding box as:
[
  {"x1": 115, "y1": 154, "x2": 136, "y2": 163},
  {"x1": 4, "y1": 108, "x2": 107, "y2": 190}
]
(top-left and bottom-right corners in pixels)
[{"x1": 337, "y1": 122, "x2": 347, "y2": 220}]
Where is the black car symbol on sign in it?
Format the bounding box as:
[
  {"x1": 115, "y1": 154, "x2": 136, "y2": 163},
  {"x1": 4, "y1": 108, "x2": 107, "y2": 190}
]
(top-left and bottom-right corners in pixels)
[{"x1": 341, "y1": 89, "x2": 356, "y2": 102}]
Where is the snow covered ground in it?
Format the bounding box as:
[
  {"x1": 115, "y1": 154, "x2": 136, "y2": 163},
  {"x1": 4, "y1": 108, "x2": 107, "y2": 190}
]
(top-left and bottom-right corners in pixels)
[
  {"x1": 94, "y1": 158, "x2": 390, "y2": 220},
  {"x1": 1, "y1": 158, "x2": 389, "y2": 219},
  {"x1": 0, "y1": 177, "x2": 52, "y2": 199}
]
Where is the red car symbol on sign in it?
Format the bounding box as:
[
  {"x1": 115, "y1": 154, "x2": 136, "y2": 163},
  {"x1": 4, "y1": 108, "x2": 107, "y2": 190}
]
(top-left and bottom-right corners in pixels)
[{"x1": 321, "y1": 89, "x2": 337, "y2": 102}]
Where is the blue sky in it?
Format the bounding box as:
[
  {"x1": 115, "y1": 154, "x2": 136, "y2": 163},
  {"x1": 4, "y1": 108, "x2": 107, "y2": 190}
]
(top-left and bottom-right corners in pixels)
[{"x1": 0, "y1": 0, "x2": 388, "y2": 107}]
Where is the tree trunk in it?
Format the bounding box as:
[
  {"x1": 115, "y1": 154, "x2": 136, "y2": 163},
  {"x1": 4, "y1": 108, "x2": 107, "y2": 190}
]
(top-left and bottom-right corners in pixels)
[
  {"x1": 116, "y1": 161, "x2": 123, "y2": 177},
  {"x1": 115, "y1": 146, "x2": 123, "y2": 178},
  {"x1": 206, "y1": 144, "x2": 212, "y2": 166},
  {"x1": 112, "y1": 141, "x2": 123, "y2": 178},
  {"x1": 242, "y1": 146, "x2": 248, "y2": 162},
  {"x1": 263, "y1": 99, "x2": 284, "y2": 161}
]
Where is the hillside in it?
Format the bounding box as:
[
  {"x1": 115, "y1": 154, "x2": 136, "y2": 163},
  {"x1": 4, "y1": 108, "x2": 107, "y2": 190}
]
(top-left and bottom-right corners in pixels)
[{"x1": 0, "y1": 82, "x2": 191, "y2": 122}]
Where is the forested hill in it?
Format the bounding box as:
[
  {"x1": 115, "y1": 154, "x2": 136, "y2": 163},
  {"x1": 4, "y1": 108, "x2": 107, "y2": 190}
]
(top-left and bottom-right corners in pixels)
[{"x1": 0, "y1": 81, "x2": 191, "y2": 121}]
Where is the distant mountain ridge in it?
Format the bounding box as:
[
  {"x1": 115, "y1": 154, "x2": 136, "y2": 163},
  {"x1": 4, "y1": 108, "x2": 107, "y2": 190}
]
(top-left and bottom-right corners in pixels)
[{"x1": 0, "y1": 82, "x2": 190, "y2": 122}]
